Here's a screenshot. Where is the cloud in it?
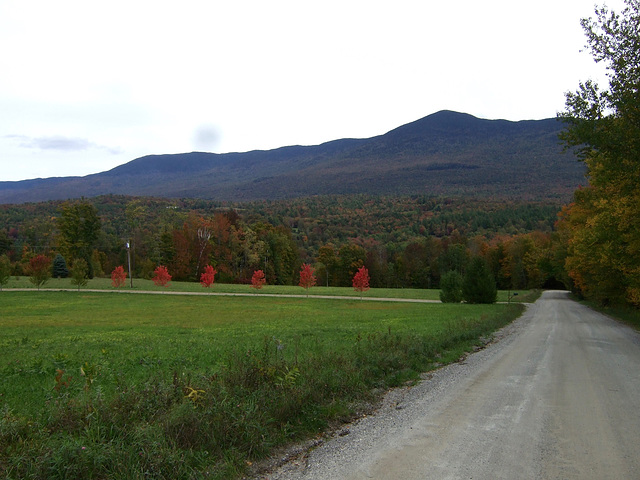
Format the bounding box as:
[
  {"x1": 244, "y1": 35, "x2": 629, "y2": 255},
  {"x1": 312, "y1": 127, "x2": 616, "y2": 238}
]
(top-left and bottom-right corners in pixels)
[
  {"x1": 192, "y1": 125, "x2": 220, "y2": 152},
  {"x1": 5, "y1": 134, "x2": 122, "y2": 154}
]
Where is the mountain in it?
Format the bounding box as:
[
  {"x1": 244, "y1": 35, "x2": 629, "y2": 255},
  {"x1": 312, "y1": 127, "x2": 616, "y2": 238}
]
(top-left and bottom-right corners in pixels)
[{"x1": 0, "y1": 111, "x2": 585, "y2": 204}]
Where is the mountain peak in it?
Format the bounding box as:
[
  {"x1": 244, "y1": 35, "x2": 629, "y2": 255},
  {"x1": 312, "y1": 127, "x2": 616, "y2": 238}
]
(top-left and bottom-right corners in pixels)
[{"x1": 0, "y1": 111, "x2": 580, "y2": 204}]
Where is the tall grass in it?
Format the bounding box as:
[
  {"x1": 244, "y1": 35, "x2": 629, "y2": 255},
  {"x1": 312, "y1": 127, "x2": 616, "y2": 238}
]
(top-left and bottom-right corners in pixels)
[{"x1": 0, "y1": 291, "x2": 532, "y2": 479}]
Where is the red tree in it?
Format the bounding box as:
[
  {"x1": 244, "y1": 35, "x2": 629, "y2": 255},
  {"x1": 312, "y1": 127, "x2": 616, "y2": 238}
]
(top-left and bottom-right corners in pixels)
[
  {"x1": 352, "y1": 265, "x2": 370, "y2": 299},
  {"x1": 200, "y1": 265, "x2": 217, "y2": 288},
  {"x1": 111, "y1": 265, "x2": 127, "y2": 288},
  {"x1": 152, "y1": 265, "x2": 172, "y2": 287},
  {"x1": 251, "y1": 269, "x2": 266, "y2": 289},
  {"x1": 28, "y1": 254, "x2": 51, "y2": 290},
  {"x1": 298, "y1": 263, "x2": 316, "y2": 296}
]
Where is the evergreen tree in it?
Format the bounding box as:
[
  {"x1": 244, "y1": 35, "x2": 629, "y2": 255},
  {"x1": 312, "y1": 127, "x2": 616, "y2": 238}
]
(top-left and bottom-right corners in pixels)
[
  {"x1": 52, "y1": 254, "x2": 69, "y2": 278},
  {"x1": 462, "y1": 257, "x2": 497, "y2": 304},
  {"x1": 440, "y1": 270, "x2": 464, "y2": 303}
]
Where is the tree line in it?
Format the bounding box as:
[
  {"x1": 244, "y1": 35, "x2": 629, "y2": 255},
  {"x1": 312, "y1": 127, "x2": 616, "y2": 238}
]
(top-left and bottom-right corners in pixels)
[
  {"x1": 0, "y1": 194, "x2": 567, "y2": 297},
  {"x1": 557, "y1": 0, "x2": 639, "y2": 307}
]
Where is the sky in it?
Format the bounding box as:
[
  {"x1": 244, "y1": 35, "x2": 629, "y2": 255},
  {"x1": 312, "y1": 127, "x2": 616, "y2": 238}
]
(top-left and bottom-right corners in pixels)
[{"x1": 0, "y1": 0, "x2": 625, "y2": 182}]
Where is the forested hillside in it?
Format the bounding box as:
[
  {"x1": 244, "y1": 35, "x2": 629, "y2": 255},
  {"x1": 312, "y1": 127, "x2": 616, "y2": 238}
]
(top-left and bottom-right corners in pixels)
[
  {"x1": 0, "y1": 111, "x2": 584, "y2": 204},
  {"x1": 0, "y1": 194, "x2": 568, "y2": 291}
]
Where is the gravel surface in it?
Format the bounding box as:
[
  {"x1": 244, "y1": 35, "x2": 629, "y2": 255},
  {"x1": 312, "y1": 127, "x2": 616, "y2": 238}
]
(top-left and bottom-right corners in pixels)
[{"x1": 256, "y1": 291, "x2": 640, "y2": 479}]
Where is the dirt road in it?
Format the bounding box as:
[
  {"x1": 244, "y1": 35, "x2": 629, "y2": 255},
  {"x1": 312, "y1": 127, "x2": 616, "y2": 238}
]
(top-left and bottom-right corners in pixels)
[{"x1": 267, "y1": 291, "x2": 640, "y2": 479}]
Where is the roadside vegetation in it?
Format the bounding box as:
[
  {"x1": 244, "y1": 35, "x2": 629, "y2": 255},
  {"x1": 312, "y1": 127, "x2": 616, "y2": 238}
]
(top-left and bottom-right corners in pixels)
[{"x1": 0, "y1": 288, "x2": 537, "y2": 479}]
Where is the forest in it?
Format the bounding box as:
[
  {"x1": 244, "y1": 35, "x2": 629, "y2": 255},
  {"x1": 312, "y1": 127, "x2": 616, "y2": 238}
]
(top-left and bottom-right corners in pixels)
[{"x1": 0, "y1": 194, "x2": 569, "y2": 292}]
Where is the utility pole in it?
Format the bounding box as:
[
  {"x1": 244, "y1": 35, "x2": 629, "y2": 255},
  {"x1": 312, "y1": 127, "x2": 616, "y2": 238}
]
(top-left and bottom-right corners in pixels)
[{"x1": 126, "y1": 241, "x2": 133, "y2": 288}]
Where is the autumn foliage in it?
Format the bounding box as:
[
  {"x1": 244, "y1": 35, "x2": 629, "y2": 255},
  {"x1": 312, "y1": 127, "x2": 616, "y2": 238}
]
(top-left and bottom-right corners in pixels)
[
  {"x1": 111, "y1": 266, "x2": 127, "y2": 288},
  {"x1": 352, "y1": 266, "x2": 370, "y2": 297},
  {"x1": 251, "y1": 269, "x2": 266, "y2": 289},
  {"x1": 557, "y1": 1, "x2": 640, "y2": 306},
  {"x1": 200, "y1": 265, "x2": 217, "y2": 288},
  {"x1": 152, "y1": 265, "x2": 172, "y2": 287},
  {"x1": 298, "y1": 263, "x2": 316, "y2": 295},
  {"x1": 28, "y1": 254, "x2": 51, "y2": 290}
]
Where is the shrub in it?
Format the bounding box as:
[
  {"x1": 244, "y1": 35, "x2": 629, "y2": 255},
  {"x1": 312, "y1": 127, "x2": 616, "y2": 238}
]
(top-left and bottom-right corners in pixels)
[
  {"x1": 251, "y1": 270, "x2": 266, "y2": 289},
  {"x1": 440, "y1": 270, "x2": 464, "y2": 303},
  {"x1": 152, "y1": 265, "x2": 172, "y2": 287},
  {"x1": 200, "y1": 265, "x2": 217, "y2": 288},
  {"x1": 111, "y1": 266, "x2": 127, "y2": 288}
]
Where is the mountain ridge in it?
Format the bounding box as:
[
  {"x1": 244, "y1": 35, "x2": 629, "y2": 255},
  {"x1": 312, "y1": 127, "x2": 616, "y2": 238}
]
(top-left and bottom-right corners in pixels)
[{"x1": 0, "y1": 110, "x2": 584, "y2": 204}]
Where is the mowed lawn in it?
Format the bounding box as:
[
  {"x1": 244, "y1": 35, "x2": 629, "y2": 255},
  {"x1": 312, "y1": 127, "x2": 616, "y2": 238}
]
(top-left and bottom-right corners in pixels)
[
  {"x1": 1, "y1": 291, "x2": 497, "y2": 413},
  {"x1": 0, "y1": 289, "x2": 534, "y2": 479},
  {"x1": 1, "y1": 275, "x2": 529, "y2": 302}
]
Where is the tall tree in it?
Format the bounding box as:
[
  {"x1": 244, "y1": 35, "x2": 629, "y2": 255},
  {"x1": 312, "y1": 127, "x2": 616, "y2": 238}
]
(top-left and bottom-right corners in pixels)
[
  {"x1": 0, "y1": 254, "x2": 11, "y2": 290},
  {"x1": 337, "y1": 243, "x2": 366, "y2": 287},
  {"x1": 317, "y1": 244, "x2": 338, "y2": 287},
  {"x1": 558, "y1": 0, "x2": 640, "y2": 306},
  {"x1": 0, "y1": 230, "x2": 12, "y2": 256},
  {"x1": 462, "y1": 257, "x2": 497, "y2": 304},
  {"x1": 57, "y1": 200, "x2": 101, "y2": 278}
]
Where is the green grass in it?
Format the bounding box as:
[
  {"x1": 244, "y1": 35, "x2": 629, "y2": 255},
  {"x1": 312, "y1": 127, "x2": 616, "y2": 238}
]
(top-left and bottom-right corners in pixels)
[
  {"x1": 577, "y1": 297, "x2": 640, "y2": 331},
  {"x1": 0, "y1": 289, "x2": 536, "y2": 479},
  {"x1": 3, "y1": 276, "x2": 534, "y2": 303}
]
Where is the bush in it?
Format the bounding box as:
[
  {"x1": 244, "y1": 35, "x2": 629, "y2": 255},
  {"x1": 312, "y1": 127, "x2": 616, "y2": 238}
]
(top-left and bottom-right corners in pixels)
[
  {"x1": 462, "y1": 257, "x2": 497, "y2": 304},
  {"x1": 439, "y1": 270, "x2": 463, "y2": 303}
]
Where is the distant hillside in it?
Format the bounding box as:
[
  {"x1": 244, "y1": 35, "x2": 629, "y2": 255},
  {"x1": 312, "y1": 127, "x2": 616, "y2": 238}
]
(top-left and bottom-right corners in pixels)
[{"x1": 0, "y1": 111, "x2": 585, "y2": 204}]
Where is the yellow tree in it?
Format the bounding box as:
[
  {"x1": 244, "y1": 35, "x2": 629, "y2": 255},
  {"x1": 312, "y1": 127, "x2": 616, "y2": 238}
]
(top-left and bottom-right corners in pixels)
[{"x1": 558, "y1": 0, "x2": 640, "y2": 306}]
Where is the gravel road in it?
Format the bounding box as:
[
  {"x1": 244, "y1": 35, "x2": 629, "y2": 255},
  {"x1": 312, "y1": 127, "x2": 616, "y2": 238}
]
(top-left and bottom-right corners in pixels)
[{"x1": 263, "y1": 291, "x2": 640, "y2": 479}]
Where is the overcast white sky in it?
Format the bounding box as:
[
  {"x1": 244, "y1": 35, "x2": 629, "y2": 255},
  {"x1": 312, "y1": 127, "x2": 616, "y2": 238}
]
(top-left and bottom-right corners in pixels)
[{"x1": 0, "y1": 0, "x2": 624, "y2": 182}]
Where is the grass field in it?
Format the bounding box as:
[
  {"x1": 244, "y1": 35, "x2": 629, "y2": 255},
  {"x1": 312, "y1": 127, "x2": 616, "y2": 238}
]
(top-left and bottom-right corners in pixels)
[
  {"x1": 0, "y1": 285, "x2": 539, "y2": 479},
  {"x1": 2, "y1": 275, "x2": 530, "y2": 302}
]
